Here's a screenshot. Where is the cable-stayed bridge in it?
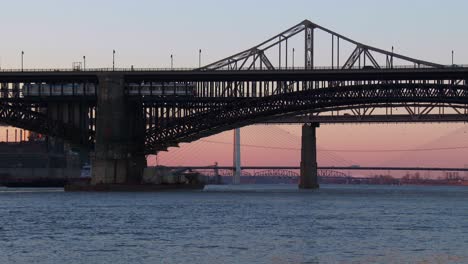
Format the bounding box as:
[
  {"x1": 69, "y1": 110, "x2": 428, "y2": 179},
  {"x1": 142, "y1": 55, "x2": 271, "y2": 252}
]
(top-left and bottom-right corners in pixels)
[{"x1": 0, "y1": 19, "x2": 467, "y2": 188}]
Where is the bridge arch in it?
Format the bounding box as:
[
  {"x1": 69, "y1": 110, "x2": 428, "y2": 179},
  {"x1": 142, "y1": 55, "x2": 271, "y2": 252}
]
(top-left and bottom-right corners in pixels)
[
  {"x1": 146, "y1": 82, "x2": 468, "y2": 153},
  {"x1": 0, "y1": 102, "x2": 92, "y2": 146},
  {"x1": 254, "y1": 169, "x2": 300, "y2": 178}
]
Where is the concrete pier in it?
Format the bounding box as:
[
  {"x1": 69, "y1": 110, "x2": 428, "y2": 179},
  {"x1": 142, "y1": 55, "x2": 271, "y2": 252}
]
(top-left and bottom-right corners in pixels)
[
  {"x1": 299, "y1": 123, "x2": 320, "y2": 189},
  {"x1": 91, "y1": 74, "x2": 146, "y2": 185},
  {"x1": 233, "y1": 128, "x2": 241, "y2": 184}
]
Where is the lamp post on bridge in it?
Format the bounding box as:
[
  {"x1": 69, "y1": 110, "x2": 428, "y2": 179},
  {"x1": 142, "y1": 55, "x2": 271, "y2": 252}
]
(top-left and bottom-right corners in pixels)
[
  {"x1": 112, "y1": 50, "x2": 115, "y2": 71},
  {"x1": 170, "y1": 54, "x2": 173, "y2": 70},
  {"x1": 391, "y1": 46, "x2": 394, "y2": 69},
  {"x1": 452, "y1": 50, "x2": 454, "y2": 65},
  {"x1": 199, "y1": 49, "x2": 202, "y2": 68},
  {"x1": 83, "y1": 56, "x2": 86, "y2": 70},
  {"x1": 21, "y1": 51, "x2": 24, "y2": 72},
  {"x1": 292, "y1": 48, "x2": 295, "y2": 69}
]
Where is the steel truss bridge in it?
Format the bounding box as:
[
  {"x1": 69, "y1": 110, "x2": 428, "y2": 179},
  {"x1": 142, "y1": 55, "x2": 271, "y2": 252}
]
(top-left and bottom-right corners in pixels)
[
  {"x1": 185, "y1": 168, "x2": 349, "y2": 184},
  {"x1": 193, "y1": 168, "x2": 347, "y2": 181},
  {"x1": 0, "y1": 20, "x2": 467, "y2": 185},
  {"x1": 169, "y1": 166, "x2": 468, "y2": 172}
]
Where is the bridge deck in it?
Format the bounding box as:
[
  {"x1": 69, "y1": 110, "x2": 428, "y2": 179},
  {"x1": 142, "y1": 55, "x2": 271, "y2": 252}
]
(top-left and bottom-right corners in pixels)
[{"x1": 1, "y1": 67, "x2": 467, "y2": 82}]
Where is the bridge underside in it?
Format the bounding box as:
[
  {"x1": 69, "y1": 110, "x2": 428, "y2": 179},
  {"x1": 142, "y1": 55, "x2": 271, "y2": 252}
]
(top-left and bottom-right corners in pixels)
[
  {"x1": 0, "y1": 102, "x2": 92, "y2": 146},
  {"x1": 146, "y1": 82, "x2": 468, "y2": 153}
]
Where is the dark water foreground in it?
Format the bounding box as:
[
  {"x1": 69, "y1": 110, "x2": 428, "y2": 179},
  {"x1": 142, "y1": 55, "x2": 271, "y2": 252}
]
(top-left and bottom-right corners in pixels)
[{"x1": 0, "y1": 185, "x2": 467, "y2": 264}]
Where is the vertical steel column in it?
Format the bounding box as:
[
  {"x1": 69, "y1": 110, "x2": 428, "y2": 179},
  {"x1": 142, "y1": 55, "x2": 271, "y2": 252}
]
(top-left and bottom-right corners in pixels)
[
  {"x1": 285, "y1": 38, "x2": 288, "y2": 68},
  {"x1": 337, "y1": 37, "x2": 340, "y2": 68},
  {"x1": 279, "y1": 36, "x2": 282, "y2": 70},
  {"x1": 332, "y1": 35, "x2": 334, "y2": 69},
  {"x1": 305, "y1": 26, "x2": 314, "y2": 69},
  {"x1": 305, "y1": 25, "x2": 314, "y2": 90}
]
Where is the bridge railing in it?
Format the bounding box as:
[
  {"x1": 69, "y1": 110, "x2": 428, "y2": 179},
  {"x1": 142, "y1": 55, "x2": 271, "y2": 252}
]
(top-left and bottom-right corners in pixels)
[{"x1": 0, "y1": 65, "x2": 467, "y2": 73}]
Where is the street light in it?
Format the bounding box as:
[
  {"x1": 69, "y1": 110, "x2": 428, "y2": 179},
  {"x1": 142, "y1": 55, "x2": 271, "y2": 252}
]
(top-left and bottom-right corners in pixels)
[
  {"x1": 452, "y1": 50, "x2": 454, "y2": 65},
  {"x1": 21, "y1": 51, "x2": 24, "y2": 72},
  {"x1": 391, "y1": 46, "x2": 394, "y2": 68},
  {"x1": 171, "y1": 54, "x2": 173, "y2": 70},
  {"x1": 199, "y1": 49, "x2": 202, "y2": 68},
  {"x1": 292, "y1": 48, "x2": 295, "y2": 69},
  {"x1": 83, "y1": 56, "x2": 86, "y2": 70},
  {"x1": 112, "y1": 50, "x2": 115, "y2": 71}
]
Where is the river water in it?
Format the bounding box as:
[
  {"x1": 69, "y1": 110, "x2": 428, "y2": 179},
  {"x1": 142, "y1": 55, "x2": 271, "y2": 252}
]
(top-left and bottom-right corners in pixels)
[{"x1": 0, "y1": 184, "x2": 467, "y2": 264}]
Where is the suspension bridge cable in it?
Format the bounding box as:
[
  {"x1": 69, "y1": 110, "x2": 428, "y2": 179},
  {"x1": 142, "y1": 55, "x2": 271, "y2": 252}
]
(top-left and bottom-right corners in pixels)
[
  {"x1": 321, "y1": 146, "x2": 468, "y2": 152},
  {"x1": 199, "y1": 139, "x2": 468, "y2": 153}
]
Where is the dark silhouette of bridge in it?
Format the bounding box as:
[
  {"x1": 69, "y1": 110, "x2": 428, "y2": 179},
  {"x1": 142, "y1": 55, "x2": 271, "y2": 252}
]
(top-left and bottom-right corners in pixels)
[{"x1": 0, "y1": 20, "x2": 467, "y2": 189}]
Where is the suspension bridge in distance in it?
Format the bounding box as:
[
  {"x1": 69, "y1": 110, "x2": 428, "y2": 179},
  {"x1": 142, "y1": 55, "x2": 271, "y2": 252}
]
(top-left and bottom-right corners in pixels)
[
  {"x1": 167, "y1": 166, "x2": 468, "y2": 172},
  {"x1": 0, "y1": 19, "x2": 467, "y2": 190}
]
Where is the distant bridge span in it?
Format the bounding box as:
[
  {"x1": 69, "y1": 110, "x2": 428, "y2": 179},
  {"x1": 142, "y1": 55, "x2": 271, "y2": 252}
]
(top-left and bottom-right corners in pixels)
[{"x1": 166, "y1": 166, "x2": 468, "y2": 172}]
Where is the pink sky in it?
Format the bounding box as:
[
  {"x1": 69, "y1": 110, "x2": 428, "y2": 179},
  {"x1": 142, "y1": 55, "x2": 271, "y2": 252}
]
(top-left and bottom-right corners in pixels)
[
  {"x1": 152, "y1": 123, "x2": 468, "y2": 170},
  {"x1": 2, "y1": 122, "x2": 467, "y2": 178}
]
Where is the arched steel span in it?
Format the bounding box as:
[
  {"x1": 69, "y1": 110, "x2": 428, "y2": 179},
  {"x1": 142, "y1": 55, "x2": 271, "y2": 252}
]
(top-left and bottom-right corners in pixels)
[
  {"x1": 253, "y1": 169, "x2": 348, "y2": 178},
  {"x1": 147, "y1": 82, "x2": 468, "y2": 153},
  {"x1": 318, "y1": 169, "x2": 348, "y2": 178},
  {"x1": 0, "y1": 20, "x2": 464, "y2": 156},
  {"x1": 196, "y1": 168, "x2": 347, "y2": 178},
  {"x1": 254, "y1": 169, "x2": 300, "y2": 177},
  {"x1": 199, "y1": 19, "x2": 442, "y2": 71},
  {"x1": 195, "y1": 169, "x2": 251, "y2": 177},
  {"x1": 0, "y1": 102, "x2": 92, "y2": 146}
]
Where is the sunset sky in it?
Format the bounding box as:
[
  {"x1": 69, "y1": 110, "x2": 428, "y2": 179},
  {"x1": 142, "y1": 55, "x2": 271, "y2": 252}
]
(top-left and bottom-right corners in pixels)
[{"x1": 1, "y1": 0, "x2": 468, "y2": 171}]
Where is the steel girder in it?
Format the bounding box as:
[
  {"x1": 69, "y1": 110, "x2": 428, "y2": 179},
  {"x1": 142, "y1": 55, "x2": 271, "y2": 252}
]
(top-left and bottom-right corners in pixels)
[
  {"x1": 146, "y1": 83, "x2": 468, "y2": 153},
  {"x1": 0, "y1": 102, "x2": 93, "y2": 147}
]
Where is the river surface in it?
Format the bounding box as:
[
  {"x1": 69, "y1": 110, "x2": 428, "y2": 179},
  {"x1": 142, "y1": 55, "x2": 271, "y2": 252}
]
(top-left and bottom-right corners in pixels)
[{"x1": 0, "y1": 184, "x2": 467, "y2": 264}]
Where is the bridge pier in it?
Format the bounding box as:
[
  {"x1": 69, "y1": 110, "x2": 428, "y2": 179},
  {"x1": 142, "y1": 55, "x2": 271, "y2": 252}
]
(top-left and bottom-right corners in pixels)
[
  {"x1": 91, "y1": 74, "x2": 146, "y2": 185},
  {"x1": 299, "y1": 123, "x2": 320, "y2": 189},
  {"x1": 233, "y1": 128, "x2": 241, "y2": 184}
]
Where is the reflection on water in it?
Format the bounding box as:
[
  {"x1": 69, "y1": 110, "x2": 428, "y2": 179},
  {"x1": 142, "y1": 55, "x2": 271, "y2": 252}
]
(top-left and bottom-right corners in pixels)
[{"x1": 0, "y1": 184, "x2": 467, "y2": 264}]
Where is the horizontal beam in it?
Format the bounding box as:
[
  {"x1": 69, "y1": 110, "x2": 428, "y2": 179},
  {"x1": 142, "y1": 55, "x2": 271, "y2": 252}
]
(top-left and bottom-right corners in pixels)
[
  {"x1": 1, "y1": 67, "x2": 467, "y2": 83},
  {"x1": 165, "y1": 166, "x2": 468, "y2": 172},
  {"x1": 265, "y1": 114, "x2": 468, "y2": 124}
]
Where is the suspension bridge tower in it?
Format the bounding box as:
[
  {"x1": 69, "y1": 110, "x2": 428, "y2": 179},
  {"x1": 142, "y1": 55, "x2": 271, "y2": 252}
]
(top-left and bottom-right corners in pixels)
[{"x1": 233, "y1": 128, "x2": 241, "y2": 184}]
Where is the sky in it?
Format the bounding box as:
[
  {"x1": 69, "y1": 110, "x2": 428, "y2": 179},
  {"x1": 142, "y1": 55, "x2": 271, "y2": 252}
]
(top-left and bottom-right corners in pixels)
[
  {"x1": 1, "y1": 0, "x2": 467, "y2": 69},
  {"x1": 1, "y1": 0, "x2": 468, "y2": 172}
]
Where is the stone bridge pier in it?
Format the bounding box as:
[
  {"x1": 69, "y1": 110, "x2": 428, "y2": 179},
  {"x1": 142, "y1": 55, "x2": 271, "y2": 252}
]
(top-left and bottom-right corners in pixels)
[
  {"x1": 299, "y1": 123, "x2": 320, "y2": 189},
  {"x1": 91, "y1": 74, "x2": 146, "y2": 185}
]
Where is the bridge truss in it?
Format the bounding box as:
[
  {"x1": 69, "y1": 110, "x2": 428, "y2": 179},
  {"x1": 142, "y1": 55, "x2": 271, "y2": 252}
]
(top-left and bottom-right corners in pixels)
[
  {"x1": 0, "y1": 20, "x2": 466, "y2": 157},
  {"x1": 193, "y1": 168, "x2": 349, "y2": 181},
  {"x1": 140, "y1": 20, "x2": 467, "y2": 153}
]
